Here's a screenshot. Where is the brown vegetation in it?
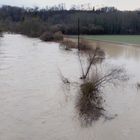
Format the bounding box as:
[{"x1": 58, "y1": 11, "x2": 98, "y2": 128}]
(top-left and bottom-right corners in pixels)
[
  {"x1": 137, "y1": 83, "x2": 140, "y2": 89},
  {"x1": 78, "y1": 40, "x2": 92, "y2": 51},
  {"x1": 53, "y1": 31, "x2": 63, "y2": 41},
  {"x1": 0, "y1": 29, "x2": 2, "y2": 37},
  {"x1": 59, "y1": 37, "x2": 127, "y2": 125},
  {"x1": 59, "y1": 39, "x2": 95, "y2": 51},
  {"x1": 77, "y1": 68, "x2": 127, "y2": 125},
  {"x1": 40, "y1": 31, "x2": 53, "y2": 41},
  {"x1": 59, "y1": 40, "x2": 77, "y2": 50},
  {"x1": 81, "y1": 47, "x2": 105, "y2": 79},
  {"x1": 40, "y1": 31, "x2": 63, "y2": 41},
  {"x1": 77, "y1": 81, "x2": 103, "y2": 125}
]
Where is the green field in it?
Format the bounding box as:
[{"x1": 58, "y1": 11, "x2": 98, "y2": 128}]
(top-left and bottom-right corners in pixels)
[{"x1": 80, "y1": 35, "x2": 140, "y2": 45}]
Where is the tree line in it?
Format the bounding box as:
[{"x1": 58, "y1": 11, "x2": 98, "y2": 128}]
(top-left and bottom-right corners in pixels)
[{"x1": 0, "y1": 5, "x2": 140, "y2": 37}]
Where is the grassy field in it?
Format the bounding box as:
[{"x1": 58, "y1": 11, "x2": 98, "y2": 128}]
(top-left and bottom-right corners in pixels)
[{"x1": 80, "y1": 35, "x2": 140, "y2": 45}]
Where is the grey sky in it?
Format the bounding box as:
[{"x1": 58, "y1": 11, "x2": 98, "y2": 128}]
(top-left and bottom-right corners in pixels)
[{"x1": 0, "y1": 0, "x2": 139, "y2": 10}]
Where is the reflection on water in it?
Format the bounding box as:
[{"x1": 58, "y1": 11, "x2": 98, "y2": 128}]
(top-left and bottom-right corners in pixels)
[{"x1": 0, "y1": 34, "x2": 140, "y2": 140}]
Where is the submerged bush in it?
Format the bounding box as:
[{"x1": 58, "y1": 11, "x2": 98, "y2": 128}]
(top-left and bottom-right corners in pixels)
[
  {"x1": 81, "y1": 82, "x2": 95, "y2": 96},
  {"x1": 59, "y1": 40, "x2": 77, "y2": 50},
  {"x1": 76, "y1": 67, "x2": 128, "y2": 126},
  {"x1": 77, "y1": 80, "x2": 103, "y2": 125},
  {"x1": 40, "y1": 31, "x2": 54, "y2": 41},
  {"x1": 78, "y1": 40, "x2": 92, "y2": 51},
  {"x1": 40, "y1": 31, "x2": 63, "y2": 41},
  {"x1": 137, "y1": 83, "x2": 140, "y2": 89},
  {"x1": 53, "y1": 31, "x2": 63, "y2": 41},
  {"x1": 0, "y1": 29, "x2": 2, "y2": 37},
  {"x1": 60, "y1": 39, "x2": 94, "y2": 51}
]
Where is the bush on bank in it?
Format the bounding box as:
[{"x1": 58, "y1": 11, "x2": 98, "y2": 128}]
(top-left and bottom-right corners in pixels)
[{"x1": 40, "y1": 31, "x2": 63, "y2": 41}]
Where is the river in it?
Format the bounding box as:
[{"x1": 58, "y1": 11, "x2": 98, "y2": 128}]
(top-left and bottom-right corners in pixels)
[{"x1": 0, "y1": 33, "x2": 140, "y2": 140}]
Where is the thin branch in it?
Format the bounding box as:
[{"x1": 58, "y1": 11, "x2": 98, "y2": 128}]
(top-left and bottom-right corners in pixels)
[
  {"x1": 78, "y1": 51, "x2": 85, "y2": 78},
  {"x1": 83, "y1": 48, "x2": 98, "y2": 79}
]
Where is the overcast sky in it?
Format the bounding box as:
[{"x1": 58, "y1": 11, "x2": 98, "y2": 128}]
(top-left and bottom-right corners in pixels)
[{"x1": 0, "y1": 0, "x2": 139, "y2": 10}]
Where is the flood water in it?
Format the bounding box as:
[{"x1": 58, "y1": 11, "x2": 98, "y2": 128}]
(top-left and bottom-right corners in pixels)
[{"x1": 0, "y1": 34, "x2": 140, "y2": 140}]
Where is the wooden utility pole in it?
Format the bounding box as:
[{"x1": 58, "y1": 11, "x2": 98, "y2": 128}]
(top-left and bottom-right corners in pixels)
[
  {"x1": 78, "y1": 18, "x2": 80, "y2": 50},
  {"x1": 77, "y1": 18, "x2": 85, "y2": 78}
]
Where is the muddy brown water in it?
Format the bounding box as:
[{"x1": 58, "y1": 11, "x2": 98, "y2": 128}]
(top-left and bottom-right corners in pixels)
[{"x1": 0, "y1": 34, "x2": 140, "y2": 140}]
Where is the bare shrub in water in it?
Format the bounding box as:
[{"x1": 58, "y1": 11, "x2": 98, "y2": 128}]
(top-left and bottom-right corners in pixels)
[
  {"x1": 40, "y1": 31, "x2": 54, "y2": 41},
  {"x1": 77, "y1": 81, "x2": 103, "y2": 125},
  {"x1": 80, "y1": 47, "x2": 105, "y2": 79},
  {"x1": 78, "y1": 39, "x2": 92, "y2": 51},
  {"x1": 53, "y1": 31, "x2": 63, "y2": 41},
  {"x1": 59, "y1": 38, "x2": 127, "y2": 125},
  {"x1": 59, "y1": 39, "x2": 94, "y2": 51},
  {"x1": 0, "y1": 29, "x2": 2, "y2": 37},
  {"x1": 40, "y1": 31, "x2": 63, "y2": 41},
  {"x1": 59, "y1": 40, "x2": 77, "y2": 50},
  {"x1": 136, "y1": 82, "x2": 140, "y2": 90},
  {"x1": 76, "y1": 67, "x2": 128, "y2": 126}
]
